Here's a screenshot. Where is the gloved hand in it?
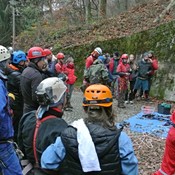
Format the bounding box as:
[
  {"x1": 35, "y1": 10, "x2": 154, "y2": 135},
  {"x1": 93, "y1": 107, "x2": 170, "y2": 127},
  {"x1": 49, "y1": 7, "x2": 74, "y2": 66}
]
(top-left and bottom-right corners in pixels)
[
  {"x1": 146, "y1": 71, "x2": 151, "y2": 75},
  {"x1": 125, "y1": 72, "x2": 130, "y2": 76}
]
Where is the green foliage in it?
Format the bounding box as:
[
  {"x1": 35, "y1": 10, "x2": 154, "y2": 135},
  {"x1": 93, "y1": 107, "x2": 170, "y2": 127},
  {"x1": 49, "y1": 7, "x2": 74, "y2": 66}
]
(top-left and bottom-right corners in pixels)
[
  {"x1": 20, "y1": 5, "x2": 40, "y2": 29},
  {"x1": 0, "y1": 1, "x2": 12, "y2": 46}
]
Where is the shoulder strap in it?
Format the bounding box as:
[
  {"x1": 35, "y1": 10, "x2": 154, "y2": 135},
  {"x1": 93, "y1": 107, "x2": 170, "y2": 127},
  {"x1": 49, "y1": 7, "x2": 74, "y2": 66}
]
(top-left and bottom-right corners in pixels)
[{"x1": 33, "y1": 115, "x2": 57, "y2": 166}]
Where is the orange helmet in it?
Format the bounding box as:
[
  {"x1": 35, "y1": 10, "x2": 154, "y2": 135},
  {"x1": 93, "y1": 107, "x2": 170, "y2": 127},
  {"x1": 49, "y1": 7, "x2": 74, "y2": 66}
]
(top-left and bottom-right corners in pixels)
[
  {"x1": 57, "y1": 52, "x2": 65, "y2": 59},
  {"x1": 121, "y1": 54, "x2": 128, "y2": 59},
  {"x1": 83, "y1": 84, "x2": 112, "y2": 107},
  {"x1": 27, "y1": 47, "x2": 46, "y2": 60},
  {"x1": 44, "y1": 49, "x2": 52, "y2": 56}
]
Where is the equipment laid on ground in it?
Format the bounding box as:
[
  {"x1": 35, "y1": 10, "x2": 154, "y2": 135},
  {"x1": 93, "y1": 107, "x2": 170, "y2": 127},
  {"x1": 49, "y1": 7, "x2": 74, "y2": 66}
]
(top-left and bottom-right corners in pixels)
[
  {"x1": 158, "y1": 103, "x2": 171, "y2": 115},
  {"x1": 141, "y1": 105, "x2": 155, "y2": 115}
]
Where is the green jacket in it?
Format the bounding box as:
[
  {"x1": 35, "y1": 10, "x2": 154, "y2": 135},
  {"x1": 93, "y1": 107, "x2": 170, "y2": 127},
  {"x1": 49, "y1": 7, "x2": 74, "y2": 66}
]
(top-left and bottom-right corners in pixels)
[{"x1": 84, "y1": 59, "x2": 110, "y2": 85}]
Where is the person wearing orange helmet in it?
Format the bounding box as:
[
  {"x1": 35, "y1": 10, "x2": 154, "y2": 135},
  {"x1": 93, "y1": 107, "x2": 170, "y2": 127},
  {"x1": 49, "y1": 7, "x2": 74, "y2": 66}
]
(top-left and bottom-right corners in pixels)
[
  {"x1": 41, "y1": 84, "x2": 138, "y2": 175},
  {"x1": 20, "y1": 46, "x2": 48, "y2": 114},
  {"x1": 117, "y1": 54, "x2": 131, "y2": 108},
  {"x1": 152, "y1": 110, "x2": 175, "y2": 175}
]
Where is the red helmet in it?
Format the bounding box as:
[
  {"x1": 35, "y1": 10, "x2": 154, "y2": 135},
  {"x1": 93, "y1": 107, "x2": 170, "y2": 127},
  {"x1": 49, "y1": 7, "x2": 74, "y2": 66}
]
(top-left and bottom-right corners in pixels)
[
  {"x1": 121, "y1": 54, "x2": 128, "y2": 59},
  {"x1": 57, "y1": 52, "x2": 65, "y2": 59},
  {"x1": 44, "y1": 49, "x2": 52, "y2": 56},
  {"x1": 27, "y1": 47, "x2": 46, "y2": 60}
]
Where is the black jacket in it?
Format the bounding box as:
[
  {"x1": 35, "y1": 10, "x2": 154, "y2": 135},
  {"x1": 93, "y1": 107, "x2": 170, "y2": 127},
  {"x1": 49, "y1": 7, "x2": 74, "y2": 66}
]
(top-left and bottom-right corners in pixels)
[
  {"x1": 5, "y1": 64, "x2": 24, "y2": 141},
  {"x1": 61, "y1": 122, "x2": 121, "y2": 175},
  {"x1": 18, "y1": 108, "x2": 68, "y2": 165},
  {"x1": 20, "y1": 62, "x2": 47, "y2": 113},
  {"x1": 137, "y1": 59, "x2": 152, "y2": 79}
]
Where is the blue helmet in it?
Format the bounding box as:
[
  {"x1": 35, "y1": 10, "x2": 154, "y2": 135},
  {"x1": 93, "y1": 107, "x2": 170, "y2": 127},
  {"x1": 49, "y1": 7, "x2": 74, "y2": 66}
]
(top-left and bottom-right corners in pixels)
[
  {"x1": 12, "y1": 50, "x2": 27, "y2": 64},
  {"x1": 98, "y1": 55, "x2": 105, "y2": 63}
]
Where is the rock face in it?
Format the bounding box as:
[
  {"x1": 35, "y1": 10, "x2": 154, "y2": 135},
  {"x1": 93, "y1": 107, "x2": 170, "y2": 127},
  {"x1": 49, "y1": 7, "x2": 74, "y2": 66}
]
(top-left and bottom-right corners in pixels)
[{"x1": 61, "y1": 21, "x2": 175, "y2": 101}]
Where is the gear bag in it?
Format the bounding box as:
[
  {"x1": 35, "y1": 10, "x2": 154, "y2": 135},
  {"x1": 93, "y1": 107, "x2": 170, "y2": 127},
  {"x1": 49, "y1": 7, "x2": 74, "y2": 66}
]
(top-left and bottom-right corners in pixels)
[{"x1": 20, "y1": 114, "x2": 57, "y2": 175}]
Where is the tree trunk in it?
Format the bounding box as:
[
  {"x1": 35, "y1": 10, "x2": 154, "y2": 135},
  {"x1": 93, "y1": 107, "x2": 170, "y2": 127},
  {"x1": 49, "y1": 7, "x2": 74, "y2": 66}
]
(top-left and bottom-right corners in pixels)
[
  {"x1": 84, "y1": 0, "x2": 92, "y2": 24},
  {"x1": 98, "y1": 0, "x2": 107, "y2": 19},
  {"x1": 118, "y1": 0, "x2": 128, "y2": 11},
  {"x1": 48, "y1": 0, "x2": 53, "y2": 20}
]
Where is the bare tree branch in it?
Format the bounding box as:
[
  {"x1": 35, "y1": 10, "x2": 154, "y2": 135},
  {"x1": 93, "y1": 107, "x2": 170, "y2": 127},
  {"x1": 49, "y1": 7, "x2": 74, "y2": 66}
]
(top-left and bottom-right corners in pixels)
[
  {"x1": 154, "y1": 0, "x2": 175, "y2": 23},
  {"x1": 91, "y1": 0, "x2": 98, "y2": 10}
]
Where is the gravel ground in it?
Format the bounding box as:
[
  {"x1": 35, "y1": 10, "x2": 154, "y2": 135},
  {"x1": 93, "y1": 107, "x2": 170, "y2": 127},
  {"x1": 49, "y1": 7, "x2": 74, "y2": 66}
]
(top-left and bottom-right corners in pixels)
[{"x1": 63, "y1": 90, "x2": 166, "y2": 175}]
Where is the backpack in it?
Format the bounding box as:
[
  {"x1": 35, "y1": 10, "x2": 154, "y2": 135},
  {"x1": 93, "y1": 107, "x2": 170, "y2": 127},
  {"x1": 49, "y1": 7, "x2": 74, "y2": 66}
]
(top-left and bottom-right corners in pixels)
[
  {"x1": 86, "y1": 63, "x2": 109, "y2": 85},
  {"x1": 20, "y1": 114, "x2": 57, "y2": 175}
]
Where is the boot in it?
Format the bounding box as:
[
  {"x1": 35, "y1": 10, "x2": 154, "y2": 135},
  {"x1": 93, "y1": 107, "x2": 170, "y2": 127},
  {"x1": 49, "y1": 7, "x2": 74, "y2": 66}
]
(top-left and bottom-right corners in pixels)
[{"x1": 67, "y1": 101, "x2": 73, "y2": 108}]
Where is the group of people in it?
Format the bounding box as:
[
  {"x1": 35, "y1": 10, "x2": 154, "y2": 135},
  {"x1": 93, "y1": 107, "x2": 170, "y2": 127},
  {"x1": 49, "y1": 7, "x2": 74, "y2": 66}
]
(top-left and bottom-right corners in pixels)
[
  {"x1": 0, "y1": 44, "x2": 174, "y2": 175},
  {"x1": 83, "y1": 47, "x2": 158, "y2": 108},
  {"x1": 0, "y1": 45, "x2": 77, "y2": 174}
]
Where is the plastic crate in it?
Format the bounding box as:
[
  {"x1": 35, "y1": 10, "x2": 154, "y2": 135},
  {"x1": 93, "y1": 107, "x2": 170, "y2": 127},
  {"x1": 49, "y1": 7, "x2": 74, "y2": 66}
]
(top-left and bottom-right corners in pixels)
[
  {"x1": 141, "y1": 105, "x2": 155, "y2": 115},
  {"x1": 158, "y1": 103, "x2": 171, "y2": 115}
]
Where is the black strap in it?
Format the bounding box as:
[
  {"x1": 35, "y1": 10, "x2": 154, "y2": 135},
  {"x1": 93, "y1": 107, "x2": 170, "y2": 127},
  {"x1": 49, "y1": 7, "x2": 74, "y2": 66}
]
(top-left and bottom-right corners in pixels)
[{"x1": 0, "y1": 138, "x2": 13, "y2": 144}]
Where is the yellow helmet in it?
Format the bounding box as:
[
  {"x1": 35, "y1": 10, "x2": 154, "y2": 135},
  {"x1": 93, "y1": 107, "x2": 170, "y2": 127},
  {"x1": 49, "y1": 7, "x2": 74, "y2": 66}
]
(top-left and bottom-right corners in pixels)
[{"x1": 83, "y1": 84, "x2": 112, "y2": 107}]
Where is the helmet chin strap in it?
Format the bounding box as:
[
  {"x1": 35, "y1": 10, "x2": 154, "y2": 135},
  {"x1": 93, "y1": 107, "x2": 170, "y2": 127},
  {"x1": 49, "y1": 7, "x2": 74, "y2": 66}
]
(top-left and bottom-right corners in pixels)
[
  {"x1": 36, "y1": 105, "x2": 49, "y2": 119},
  {"x1": 41, "y1": 63, "x2": 48, "y2": 71}
]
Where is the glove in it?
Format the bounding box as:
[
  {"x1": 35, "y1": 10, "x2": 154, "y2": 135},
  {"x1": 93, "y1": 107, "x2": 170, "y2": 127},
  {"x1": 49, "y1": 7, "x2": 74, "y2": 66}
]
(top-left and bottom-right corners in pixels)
[{"x1": 125, "y1": 72, "x2": 130, "y2": 76}]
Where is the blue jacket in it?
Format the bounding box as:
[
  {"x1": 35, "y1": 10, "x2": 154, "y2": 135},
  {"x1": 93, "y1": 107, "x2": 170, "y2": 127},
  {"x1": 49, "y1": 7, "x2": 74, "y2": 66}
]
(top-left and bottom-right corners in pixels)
[
  {"x1": 41, "y1": 131, "x2": 138, "y2": 175},
  {"x1": 0, "y1": 79, "x2": 14, "y2": 144}
]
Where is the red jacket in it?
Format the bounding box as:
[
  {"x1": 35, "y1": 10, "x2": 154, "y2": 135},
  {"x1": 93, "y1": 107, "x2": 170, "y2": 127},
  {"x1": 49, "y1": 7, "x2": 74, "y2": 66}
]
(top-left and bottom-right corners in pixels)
[
  {"x1": 117, "y1": 62, "x2": 130, "y2": 79},
  {"x1": 109, "y1": 58, "x2": 119, "y2": 74},
  {"x1": 55, "y1": 61, "x2": 67, "y2": 74},
  {"x1": 153, "y1": 111, "x2": 175, "y2": 175},
  {"x1": 85, "y1": 55, "x2": 94, "y2": 69},
  {"x1": 65, "y1": 64, "x2": 77, "y2": 85},
  {"x1": 109, "y1": 58, "x2": 114, "y2": 73},
  {"x1": 117, "y1": 62, "x2": 130, "y2": 91},
  {"x1": 150, "y1": 57, "x2": 158, "y2": 75}
]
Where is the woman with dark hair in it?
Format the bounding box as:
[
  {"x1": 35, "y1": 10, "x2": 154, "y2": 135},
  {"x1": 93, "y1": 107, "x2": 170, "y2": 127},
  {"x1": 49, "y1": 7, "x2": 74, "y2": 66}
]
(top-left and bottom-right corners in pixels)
[{"x1": 41, "y1": 84, "x2": 138, "y2": 175}]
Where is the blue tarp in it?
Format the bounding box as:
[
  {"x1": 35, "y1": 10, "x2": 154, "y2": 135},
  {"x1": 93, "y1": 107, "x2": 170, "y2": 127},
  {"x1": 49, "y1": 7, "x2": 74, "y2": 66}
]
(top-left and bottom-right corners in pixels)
[{"x1": 125, "y1": 112, "x2": 172, "y2": 138}]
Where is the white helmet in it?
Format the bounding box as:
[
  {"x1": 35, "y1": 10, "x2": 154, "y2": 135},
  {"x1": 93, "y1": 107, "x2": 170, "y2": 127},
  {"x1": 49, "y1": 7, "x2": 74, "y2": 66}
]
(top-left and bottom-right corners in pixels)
[
  {"x1": 94, "y1": 47, "x2": 102, "y2": 55},
  {"x1": 35, "y1": 77, "x2": 67, "y2": 106},
  {"x1": 8, "y1": 47, "x2": 14, "y2": 54},
  {"x1": 0, "y1": 45, "x2": 11, "y2": 62}
]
